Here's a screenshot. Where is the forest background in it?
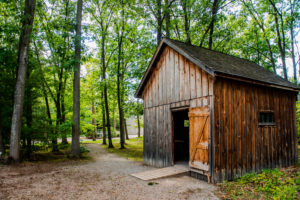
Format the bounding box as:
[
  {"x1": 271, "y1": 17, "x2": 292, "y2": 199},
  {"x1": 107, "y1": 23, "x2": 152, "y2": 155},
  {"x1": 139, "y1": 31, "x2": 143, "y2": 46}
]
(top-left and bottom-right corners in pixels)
[{"x1": 0, "y1": 0, "x2": 299, "y2": 160}]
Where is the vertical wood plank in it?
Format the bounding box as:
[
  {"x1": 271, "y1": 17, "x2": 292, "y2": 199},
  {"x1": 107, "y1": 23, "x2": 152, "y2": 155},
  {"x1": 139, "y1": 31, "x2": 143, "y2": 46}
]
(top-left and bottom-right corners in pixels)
[
  {"x1": 169, "y1": 48, "x2": 175, "y2": 104},
  {"x1": 202, "y1": 71, "x2": 208, "y2": 97},
  {"x1": 254, "y1": 87, "x2": 259, "y2": 172},
  {"x1": 196, "y1": 67, "x2": 202, "y2": 98},
  {"x1": 184, "y1": 58, "x2": 190, "y2": 100},
  {"x1": 219, "y1": 79, "x2": 224, "y2": 181},
  {"x1": 214, "y1": 80, "x2": 221, "y2": 182},
  {"x1": 162, "y1": 54, "x2": 166, "y2": 105},
  {"x1": 223, "y1": 80, "x2": 228, "y2": 180},
  {"x1": 209, "y1": 77, "x2": 214, "y2": 96},
  {"x1": 237, "y1": 84, "x2": 242, "y2": 177},
  {"x1": 174, "y1": 51, "x2": 179, "y2": 102},
  {"x1": 159, "y1": 59, "x2": 163, "y2": 106},
  {"x1": 247, "y1": 85, "x2": 252, "y2": 172},
  {"x1": 179, "y1": 54, "x2": 185, "y2": 101},
  {"x1": 165, "y1": 48, "x2": 170, "y2": 104},
  {"x1": 190, "y1": 63, "x2": 196, "y2": 99},
  {"x1": 241, "y1": 85, "x2": 246, "y2": 175},
  {"x1": 230, "y1": 83, "x2": 235, "y2": 178},
  {"x1": 292, "y1": 94, "x2": 298, "y2": 164},
  {"x1": 228, "y1": 81, "x2": 232, "y2": 180}
]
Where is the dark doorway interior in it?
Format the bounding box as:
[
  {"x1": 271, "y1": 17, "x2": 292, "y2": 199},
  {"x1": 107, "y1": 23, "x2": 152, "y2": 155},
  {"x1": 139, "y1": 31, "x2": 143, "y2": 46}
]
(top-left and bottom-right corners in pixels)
[{"x1": 173, "y1": 109, "x2": 189, "y2": 163}]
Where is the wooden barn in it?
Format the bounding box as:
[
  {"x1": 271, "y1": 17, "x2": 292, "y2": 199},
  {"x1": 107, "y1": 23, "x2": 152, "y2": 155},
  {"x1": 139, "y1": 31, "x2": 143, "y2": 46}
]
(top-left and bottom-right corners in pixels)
[{"x1": 135, "y1": 38, "x2": 299, "y2": 183}]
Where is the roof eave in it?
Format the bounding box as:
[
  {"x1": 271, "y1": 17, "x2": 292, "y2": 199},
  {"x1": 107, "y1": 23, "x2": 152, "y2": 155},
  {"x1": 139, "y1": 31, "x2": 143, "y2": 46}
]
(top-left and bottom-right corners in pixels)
[{"x1": 215, "y1": 72, "x2": 300, "y2": 92}]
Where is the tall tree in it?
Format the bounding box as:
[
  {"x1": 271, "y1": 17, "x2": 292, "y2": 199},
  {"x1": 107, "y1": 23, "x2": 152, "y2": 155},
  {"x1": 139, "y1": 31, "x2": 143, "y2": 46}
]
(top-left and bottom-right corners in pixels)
[
  {"x1": 116, "y1": 1, "x2": 126, "y2": 149},
  {"x1": 241, "y1": 0, "x2": 277, "y2": 73},
  {"x1": 268, "y1": 0, "x2": 288, "y2": 79},
  {"x1": 71, "y1": 0, "x2": 83, "y2": 157},
  {"x1": 180, "y1": 0, "x2": 192, "y2": 44},
  {"x1": 9, "y1": 0, "x2": 36, "y2": 162},
  {"x1": 88, "y1": 0, "x2": 116, "y2": 148},
  {"x1": 288, "y1": 0, "x2": 298, "y2": 82}
]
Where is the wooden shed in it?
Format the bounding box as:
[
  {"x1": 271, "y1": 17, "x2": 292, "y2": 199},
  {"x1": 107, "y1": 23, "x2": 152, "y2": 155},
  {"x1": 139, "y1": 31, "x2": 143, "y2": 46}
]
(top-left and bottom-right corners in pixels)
[{"x1": 135, "y1": 38, "x2": 299, "y2": 183}]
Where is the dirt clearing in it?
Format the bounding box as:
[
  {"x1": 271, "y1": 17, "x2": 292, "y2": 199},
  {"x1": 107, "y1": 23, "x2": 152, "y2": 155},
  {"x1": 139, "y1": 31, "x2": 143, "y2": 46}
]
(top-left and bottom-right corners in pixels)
[{"x1": 0, "y1": 144, "x2": 218, "y2": 200}]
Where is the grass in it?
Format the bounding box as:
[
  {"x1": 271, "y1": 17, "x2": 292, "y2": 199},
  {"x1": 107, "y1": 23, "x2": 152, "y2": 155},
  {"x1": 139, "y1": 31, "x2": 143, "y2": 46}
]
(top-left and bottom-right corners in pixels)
[
  {"x1": 104, "y1": 137, "x2": 143, "y2": 162},
  {"x1": 218, "y1": 166, "x2": 300, "y2": 199},
  {"x1": 81, "y1": 140, "x2": 101, "y2": 144}
]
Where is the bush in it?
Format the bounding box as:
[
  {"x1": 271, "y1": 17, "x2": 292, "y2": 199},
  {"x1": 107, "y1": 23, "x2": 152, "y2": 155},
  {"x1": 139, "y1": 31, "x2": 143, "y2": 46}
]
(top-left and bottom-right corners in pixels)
[
  {"x1": 219, "y1": 167, "x2": 300, "y2": 200},
  {"x1": 80, "y1": 146, "x2": 90, "y2": 153}
]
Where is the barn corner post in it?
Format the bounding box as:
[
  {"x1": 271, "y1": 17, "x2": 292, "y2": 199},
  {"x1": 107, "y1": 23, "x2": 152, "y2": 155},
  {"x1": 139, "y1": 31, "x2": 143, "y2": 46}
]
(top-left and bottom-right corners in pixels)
[{"x1": 209, "y1": 76, "x2": 216, "y2": 183}]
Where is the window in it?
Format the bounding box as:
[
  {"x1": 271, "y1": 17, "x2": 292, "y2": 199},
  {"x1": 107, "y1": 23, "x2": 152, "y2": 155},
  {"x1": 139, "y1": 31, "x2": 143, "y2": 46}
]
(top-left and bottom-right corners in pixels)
[
  {"x1": 259, "y1": 111, "x2": 275, "y2": 125},
  {"x1": 184, "y1": 120, "x2": 189, "y2": 127}
]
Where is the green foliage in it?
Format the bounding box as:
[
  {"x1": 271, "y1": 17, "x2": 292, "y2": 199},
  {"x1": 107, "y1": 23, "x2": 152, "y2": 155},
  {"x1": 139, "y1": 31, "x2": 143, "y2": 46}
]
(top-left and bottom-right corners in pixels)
[
  {"x1": 219, "y1": 168, "x2": 300, "y2": 200},
  {"x1": 80, "y1": 146, "x2": 90, "y2": 153}
]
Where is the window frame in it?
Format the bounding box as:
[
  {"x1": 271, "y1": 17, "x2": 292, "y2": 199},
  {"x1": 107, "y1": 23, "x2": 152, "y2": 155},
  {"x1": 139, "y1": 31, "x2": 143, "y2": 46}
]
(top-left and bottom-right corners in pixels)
[{"x1": 258, "y1": 110, "x2": 276, "y2": 126}]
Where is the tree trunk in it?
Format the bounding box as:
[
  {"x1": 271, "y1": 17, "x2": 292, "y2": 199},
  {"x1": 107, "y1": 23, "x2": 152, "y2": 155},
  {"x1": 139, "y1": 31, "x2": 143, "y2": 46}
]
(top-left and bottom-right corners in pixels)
[
  {"x1": 156, "y1": 0, "x2": 163, "y2": 46},
  {"x1": 0, "y1": 108, "x2": 4, "y2": 159},
  {"x1": 92, "y1": 102, "x2": 96, "y2": 141},
  {"x1": 101, "y1": 32, "x2": 113, "y2": 148},
  {"x1": 25, "y1": 71, "x2": 32, "y2": 159},
  {"x1": 241, "y1": 0, "x2": 277, "y2": 74},
  {"x1": 181, "y1": 0, "x2": 191, "y2": 44},
  {"x1": 124, "y1": 118, "x2": 129, "y2": 140},
  {"x1": 269, "y1": 1, "x2": 288, "y2": 79},
  {"x1": 71, "y1": 0, "x2": 82, "y2": 157},
  {"x1": 137, "y1": 114, "x2": 140, "y2": 138},
  {"x1": 104, "y1": 85, "x2": 113, "y2": 148},
  {"x1": 208, "y1": 0, "x2": 219, "y2": 49},
  {"x1": 61, "y1": 75, "x2": 68, "y2": 144},
  {"x1": 290, "y1": 17, "x2": 297, "y2": 82},
  {"x1": 9, "y1": 0, "x2": 36, "y2": 162},
  {"x1": 44, "y1": 95, "x2": 52, "y2": 142},
  {"x1": 102, "y1": 103, "x2": 107, "y2": 145},
  {"x1": 116, "y1": 11, "x2": 126, "y2": 149},
  {"x1": 164, "y1": 0, "x2": 170, "y2": 39},
  {"x1": 112, "y1": 108, "x2": 116, "y2": 133}
]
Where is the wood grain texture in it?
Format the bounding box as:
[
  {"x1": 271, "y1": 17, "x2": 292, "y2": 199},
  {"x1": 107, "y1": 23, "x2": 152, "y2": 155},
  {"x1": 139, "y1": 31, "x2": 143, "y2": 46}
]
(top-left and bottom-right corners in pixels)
[{"x1": 213, "y1": 77, "x2": 298, "y2": 182}]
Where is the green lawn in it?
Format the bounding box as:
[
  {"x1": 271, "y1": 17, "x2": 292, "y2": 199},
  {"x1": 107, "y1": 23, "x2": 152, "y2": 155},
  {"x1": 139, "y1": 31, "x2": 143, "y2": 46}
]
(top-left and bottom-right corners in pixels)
[{"x1": 105, "y1": 137, "x2": 144, "y2": 162}]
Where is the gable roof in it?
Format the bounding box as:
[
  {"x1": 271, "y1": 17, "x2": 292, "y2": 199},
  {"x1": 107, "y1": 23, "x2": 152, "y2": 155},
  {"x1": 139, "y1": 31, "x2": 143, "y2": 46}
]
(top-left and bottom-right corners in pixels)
[{"x1": 135, "y1": 38, "x2": 299, "y2": 98}]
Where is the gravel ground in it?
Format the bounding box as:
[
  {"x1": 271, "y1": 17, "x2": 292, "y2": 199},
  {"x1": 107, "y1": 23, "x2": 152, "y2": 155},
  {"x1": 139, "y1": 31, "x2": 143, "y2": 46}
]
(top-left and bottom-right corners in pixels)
[{"x1": 0, "y1": 144, "x2": 218, "y2": 200}]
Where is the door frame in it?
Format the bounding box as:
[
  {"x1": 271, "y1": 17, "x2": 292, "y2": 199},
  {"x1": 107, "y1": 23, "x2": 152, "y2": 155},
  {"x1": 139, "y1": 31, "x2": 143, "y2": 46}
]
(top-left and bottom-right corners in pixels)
[{"x1": 171, "y1": 106, "x2": 189, "y2": 165}]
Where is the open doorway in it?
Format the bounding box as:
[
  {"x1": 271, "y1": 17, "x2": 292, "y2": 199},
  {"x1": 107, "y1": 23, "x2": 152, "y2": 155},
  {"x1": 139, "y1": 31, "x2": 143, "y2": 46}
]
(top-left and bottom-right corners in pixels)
[{"x1": 173, "y1": 109, "x2": 189, "y2": 164}]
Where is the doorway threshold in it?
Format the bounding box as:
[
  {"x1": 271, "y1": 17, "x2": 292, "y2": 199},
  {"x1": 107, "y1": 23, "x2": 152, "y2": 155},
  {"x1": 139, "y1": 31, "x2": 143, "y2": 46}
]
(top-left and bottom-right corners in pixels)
[{"x1": 131, "y1": 165, "x2": 189, "y2": 181}]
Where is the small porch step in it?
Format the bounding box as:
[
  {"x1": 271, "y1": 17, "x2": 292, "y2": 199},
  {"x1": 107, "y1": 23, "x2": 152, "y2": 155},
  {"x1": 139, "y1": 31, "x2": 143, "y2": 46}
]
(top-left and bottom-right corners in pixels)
[{"x1": 131, "y1": 165, "x2": 189, "y2": 181}]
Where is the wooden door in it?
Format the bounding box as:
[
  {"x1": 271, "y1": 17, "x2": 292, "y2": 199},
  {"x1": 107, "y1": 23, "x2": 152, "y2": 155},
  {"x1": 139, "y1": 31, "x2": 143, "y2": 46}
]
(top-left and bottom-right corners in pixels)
[{"x1": 189, "y1": 107, "x2": 210, "y2": 171}]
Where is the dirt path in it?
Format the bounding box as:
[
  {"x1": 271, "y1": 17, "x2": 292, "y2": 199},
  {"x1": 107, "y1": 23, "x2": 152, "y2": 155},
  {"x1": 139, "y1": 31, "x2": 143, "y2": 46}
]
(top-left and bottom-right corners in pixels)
[{"x1": 0, "y1": 144, "x2": 218, "y2": 200}]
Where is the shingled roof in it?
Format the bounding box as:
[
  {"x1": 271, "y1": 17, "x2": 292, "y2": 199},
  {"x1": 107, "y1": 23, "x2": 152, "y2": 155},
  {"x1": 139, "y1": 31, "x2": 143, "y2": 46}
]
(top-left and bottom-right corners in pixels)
[{"x1": 135, "y1": 38, "x2": 299, "y2": 98}]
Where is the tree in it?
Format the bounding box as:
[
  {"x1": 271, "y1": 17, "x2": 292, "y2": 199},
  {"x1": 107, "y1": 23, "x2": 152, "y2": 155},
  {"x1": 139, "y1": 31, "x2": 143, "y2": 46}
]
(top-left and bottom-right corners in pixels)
[
  {"x1": 88, "y1": 0, "x2": 116, "y2": 148},
  {"x1": 268, "y1": 0, "x2": 288, "y2": 79},
  {"x1": 9, "y1": 0, "x2": 36, "y2": 162},
  {"x1": 71, "y1": 0, "x2": 83, "y2": 157}
]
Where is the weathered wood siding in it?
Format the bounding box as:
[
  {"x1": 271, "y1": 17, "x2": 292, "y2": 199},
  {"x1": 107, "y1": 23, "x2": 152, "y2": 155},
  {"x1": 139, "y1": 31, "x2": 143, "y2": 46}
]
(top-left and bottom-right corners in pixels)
[
  {"x1": 143, "y1": 46, "x2": 214, "y2": 167},
  {"x1": 213, "y1": 77, "x2": 298, "y2": 182}
]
